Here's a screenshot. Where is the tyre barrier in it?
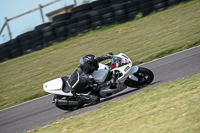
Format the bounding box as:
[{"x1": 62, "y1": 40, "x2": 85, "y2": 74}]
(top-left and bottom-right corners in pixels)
[
  {"x1": 91, "y1": 0, "x2": 111, "y2": 10},
  {"x1": 0, "y1": 0, "x2": 191, "y2": 62},
  {"x1": 112, "y1": 3, "x2": 128, "y2": 24},
  {"x1": 125, "y1": 1, "x2": 140, "y2": 20},
  {"x1": 0, "y1": 42, "x2": 10, "y2": 62},
  {"x1": 90, "y1": 10, "x2": 103, "y2": 30},
  {"x1": 52, "y1": 12, "x2": 71, "y2": 22},
  {"x1": 71, "y1": 3, "x2": 92, "y2": 17},
  {"x1": 153, "y1": 0, "x2": 167, "y2": 12}
]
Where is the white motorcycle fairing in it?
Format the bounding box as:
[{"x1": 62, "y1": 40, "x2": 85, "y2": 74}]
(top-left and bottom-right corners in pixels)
[
  {"x1": 131, "y1": 66, "x2": 139, "y2": 74},
  {"x1": 43, "y1": 78, "x2": 73, "y2": 96}
]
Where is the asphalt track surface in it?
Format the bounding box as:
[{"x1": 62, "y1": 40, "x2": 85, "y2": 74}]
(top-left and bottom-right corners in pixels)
[{"x1": 1, "y1": 45, "x2": 200, "y2": 133}]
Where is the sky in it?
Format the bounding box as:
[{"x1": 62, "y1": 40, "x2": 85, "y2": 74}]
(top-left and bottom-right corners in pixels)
[{"x1": 0, "y1": 0, "x2": 94, "y2": 44}]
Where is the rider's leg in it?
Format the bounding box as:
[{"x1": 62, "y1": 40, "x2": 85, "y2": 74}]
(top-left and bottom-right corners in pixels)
[{"x1": 110, "y1": 71, "x2": 119, "y2": 89}]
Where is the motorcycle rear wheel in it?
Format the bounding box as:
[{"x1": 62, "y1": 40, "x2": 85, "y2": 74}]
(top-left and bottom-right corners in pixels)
[{"x1": 125, "y1": 67, "x2": 154, "y2": 88}]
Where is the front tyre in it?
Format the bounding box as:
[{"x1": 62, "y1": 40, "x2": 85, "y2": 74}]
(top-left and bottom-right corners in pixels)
[{"x1": 125, "y1": 67, "x2": 154, "y2": 88}]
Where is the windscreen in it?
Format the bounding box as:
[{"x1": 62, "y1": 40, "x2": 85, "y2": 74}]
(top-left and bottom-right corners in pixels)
[{"x1": 111, "y1": 57, "x2": 130, "y2": 68}]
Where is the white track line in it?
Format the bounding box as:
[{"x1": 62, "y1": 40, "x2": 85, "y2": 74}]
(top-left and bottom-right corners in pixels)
[{"x1": 1, "y1": 45, "x2": 200, "y2": 112}]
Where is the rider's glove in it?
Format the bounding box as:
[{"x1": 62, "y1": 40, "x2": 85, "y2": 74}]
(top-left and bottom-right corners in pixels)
[
  {"x1": 107, "y1": 52, "x2": 113, "y2": 59},
  {"x1": 106, "y1": 55, "x2": 112, "y2": 59}
]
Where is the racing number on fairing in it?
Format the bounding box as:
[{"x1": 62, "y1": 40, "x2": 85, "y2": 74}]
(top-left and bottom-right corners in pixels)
[{"x1": 124, "y1": 66, "x2": 130, "y2": 72}]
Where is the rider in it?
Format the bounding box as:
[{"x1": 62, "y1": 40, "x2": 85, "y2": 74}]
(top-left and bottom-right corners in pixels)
[{"x1": 63, "y1": 53, "x2": 115, "y2": 103}]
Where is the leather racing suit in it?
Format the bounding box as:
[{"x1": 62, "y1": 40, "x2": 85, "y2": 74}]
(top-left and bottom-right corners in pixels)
[{"x1": 62, "y1": 56, "x2": 111, "y2": 95}]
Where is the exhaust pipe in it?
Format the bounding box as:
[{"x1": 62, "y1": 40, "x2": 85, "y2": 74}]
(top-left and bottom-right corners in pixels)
[{"x1": 55, "y1": 99, "x2": 79, "y2": 106}]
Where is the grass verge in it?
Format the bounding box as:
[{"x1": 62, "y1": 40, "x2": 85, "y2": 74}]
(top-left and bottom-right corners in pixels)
[
  {"x1": 0, "y1": 0, "x2": 200, "y2": 110},
  {"x1": 29, "y1": 73, "x2": 200, "y2": 133}
]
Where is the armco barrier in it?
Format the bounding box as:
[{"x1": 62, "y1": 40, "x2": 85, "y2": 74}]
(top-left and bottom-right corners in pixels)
[{"x1": 0, "y1": 0, "x2": 190, "y2": 62}]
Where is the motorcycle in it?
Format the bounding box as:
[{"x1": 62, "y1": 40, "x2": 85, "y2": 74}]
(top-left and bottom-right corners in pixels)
[{"x1": 43, "y1": 53, "x2": 154, "y2": 111}]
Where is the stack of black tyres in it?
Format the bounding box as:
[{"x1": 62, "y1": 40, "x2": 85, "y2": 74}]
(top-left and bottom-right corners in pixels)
[
  {"x1": 167, "y1": 0, "x2": 181, "y2": 7},
  {"x1": 8, "y1": 38, "x2": 22, "y2": 59},
  {"x1": 112, "y1": 3, "x2": 128, "y2": 24},
  {"x1": 0, "y1": 42, "x2": 10, "y2": 62},
  {"x1": 66, "y1": 18, "x2": 78, "y2": 37},
  {"x1": 90, "y1": 10, "x2": 103, "y2": 30},
  {"x1": 71, "y1": 3, "x2": 92, "y2": 17},
  {"x1": 91, "y1": 0, "x2": 111, "y2": 10},
  {"x1": 34, "y1": 22, "x2": 51, "y2": 30},
  {"x1": 111, "y1": 0, "x2": 129, "y2": 5},
  {"x1": 53, "y1": 21, "x2": 68, "y2": 42},
  {"x1": 32, "y1": 22, "x2": 51, "y2": 49},
  {"x1": 41, "y1": 25, "x2": 56, "y2": 47},
  {"x1": 52, "y1": 12, "x2": 71, "y2": 22},
  {"x1": 77, "y1": 13, "x2": 91, "y2": 33},
  {"x1": 138, "y1": 0, "x2": 153, "y2": 16},
  {"x1": 152, "y1": 0, "x2": 168, "y2": 12},
  {"x1": 17, "y1": 31, "x2": 33, "y2": 54},
  {"x1": 125, "y1": 0, "x2": 140, "y2": 20},
  {"x1": 101, "y1": 6, "x2": 115, "y2": 26},
  {"x1": 30, "y1": 29, "x2": 44, "y2": 51}
]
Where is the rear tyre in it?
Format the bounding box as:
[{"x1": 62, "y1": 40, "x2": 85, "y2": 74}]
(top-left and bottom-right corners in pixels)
[{"x1": 125, "y1": 67, "x2": 154, "y2": 88}]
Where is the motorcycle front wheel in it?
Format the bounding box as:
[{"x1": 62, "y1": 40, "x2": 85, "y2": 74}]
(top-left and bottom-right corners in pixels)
[{"x1": 125, "y1": 67, "x2": 154, "y2": 88}]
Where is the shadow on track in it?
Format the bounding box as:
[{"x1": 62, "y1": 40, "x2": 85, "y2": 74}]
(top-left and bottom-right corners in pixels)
[{"x1": 65, "y1": 81, "x2": 161, "y2": 113}]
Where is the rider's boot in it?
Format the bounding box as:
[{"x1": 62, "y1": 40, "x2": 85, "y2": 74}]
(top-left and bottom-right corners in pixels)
[
  {"x1": 80, "y1": 92, "x2": 100, "y2": 105},
  {"x1": 88, "y1": 92, "x2": 100, "y2": 104},
  {"x1": 110, "y1": 72, "x2": 119, "y2": 89}
]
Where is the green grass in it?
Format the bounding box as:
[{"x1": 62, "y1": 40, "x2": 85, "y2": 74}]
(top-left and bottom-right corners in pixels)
[
  {"x1": 0, "y1": 0, "x2": 200, "y2": 110},
  {"x1": 28, "y1": 73, "x2": 200, "y2": 133}
]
